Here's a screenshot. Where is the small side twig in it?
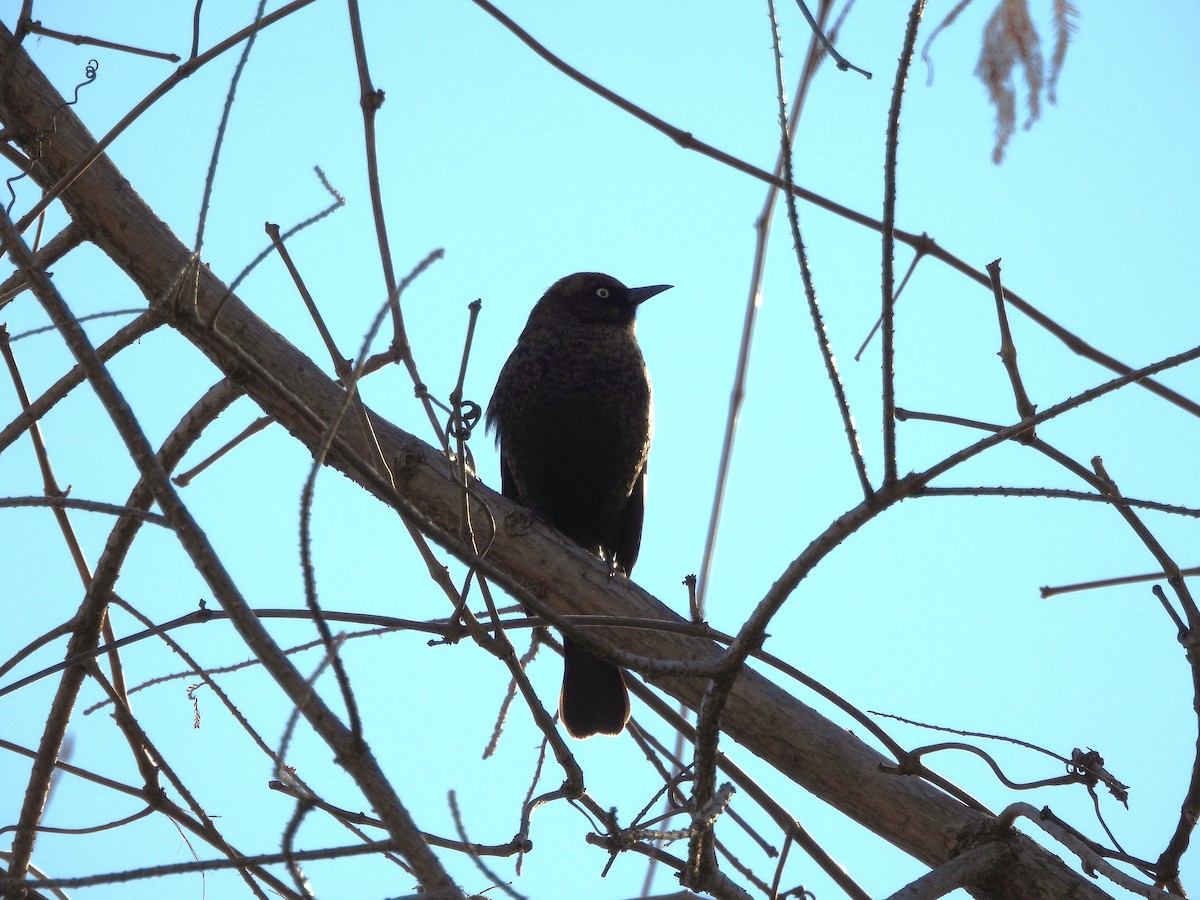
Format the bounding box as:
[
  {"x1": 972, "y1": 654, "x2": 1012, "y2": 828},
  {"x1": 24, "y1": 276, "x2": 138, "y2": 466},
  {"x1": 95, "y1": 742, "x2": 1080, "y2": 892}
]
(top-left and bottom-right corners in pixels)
[
  {"x1": 1152, "y1": 584, "x2": 1189, "y2": 641},
  {"x1": 20, "y1": 19, "x2": 181, "y2": 62},
  {"x1": 1041, "y1": 568, "x2": 1200, "y2": 602},
  {"x1": 791, "y1": 0, "x2": 871, "y2": 77},
  {"x1": 0, "y1": 221, "x2": 86, "y2": 311},
  {"x1": 172, "y1": 413, "x2": 272, "y2": 486},
  {"x1": 194, "y1": 0, "x2": 269, "y2": 255},
  {"x1": 986, "y1": 258, "x2": 1037, "y2": 441},
  {"x1": 266, "y1": 221, "x2": 351, "y2": 380}
]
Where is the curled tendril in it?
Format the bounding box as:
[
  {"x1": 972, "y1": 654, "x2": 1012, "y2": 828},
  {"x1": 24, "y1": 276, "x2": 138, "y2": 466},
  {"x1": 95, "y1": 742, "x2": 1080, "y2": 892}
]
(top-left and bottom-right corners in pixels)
[
  {"x1": 1067, "y1": 748, "x2": 1103, "y2": 783},
  {"x1": 449, "y1": 400, "x2": 481, "y2": 440},
  {"x1": 1068, "y1": 747, "x2": 1129, "y2": 806},
  {"x1": 5, "y1": 59, "x2": 100, "y2": 215}
]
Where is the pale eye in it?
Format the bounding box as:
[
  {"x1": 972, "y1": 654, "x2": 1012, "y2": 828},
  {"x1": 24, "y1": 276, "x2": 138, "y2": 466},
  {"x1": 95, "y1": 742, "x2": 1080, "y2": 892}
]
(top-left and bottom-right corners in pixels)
[{"x1": 596, "y1": 288, "x2": 610, "y2": 299}]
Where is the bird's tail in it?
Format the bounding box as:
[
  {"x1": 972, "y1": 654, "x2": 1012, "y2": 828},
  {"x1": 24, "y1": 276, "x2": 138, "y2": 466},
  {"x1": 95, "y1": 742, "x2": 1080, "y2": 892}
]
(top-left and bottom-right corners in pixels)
[{"x1": 560, "y1": 634, "x2": 630, "y2": 738}]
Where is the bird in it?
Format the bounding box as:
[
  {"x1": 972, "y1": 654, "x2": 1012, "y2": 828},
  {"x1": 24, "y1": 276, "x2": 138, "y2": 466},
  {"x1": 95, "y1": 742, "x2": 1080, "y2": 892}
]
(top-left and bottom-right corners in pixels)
[{"x1": 486, "y1": 272, "x2": 671, "y2": 738}]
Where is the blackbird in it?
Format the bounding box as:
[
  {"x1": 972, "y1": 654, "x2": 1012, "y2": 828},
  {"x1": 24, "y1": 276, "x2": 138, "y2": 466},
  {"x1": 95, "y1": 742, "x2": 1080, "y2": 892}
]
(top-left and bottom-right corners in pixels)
[{"x1": 486, "y1": 272, "x2": 671, "y2": 738}]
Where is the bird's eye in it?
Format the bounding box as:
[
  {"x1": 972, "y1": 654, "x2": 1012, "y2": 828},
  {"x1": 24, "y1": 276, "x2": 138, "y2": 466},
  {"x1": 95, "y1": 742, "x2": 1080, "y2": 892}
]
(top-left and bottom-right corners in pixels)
[{"x1": 596, "y1": 288, "x2": 610, "y2": 299}]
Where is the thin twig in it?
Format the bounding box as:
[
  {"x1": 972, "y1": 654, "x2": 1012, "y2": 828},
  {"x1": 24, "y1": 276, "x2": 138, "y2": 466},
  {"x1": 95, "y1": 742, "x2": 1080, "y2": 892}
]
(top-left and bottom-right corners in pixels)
[
  {"x1": 791, "y1": 0, "x2": 871, "y2": 77},
  {"x1": 194, "y1": 0, "x2": 267, "y2": 253},
  {"x1": 0, "y1": 496, "x2": 169, "y2": 523},
  {"x1": 694, "y1": 0, "x2": 838, "y2": 613},
  {"x1": 881, "y1": 0, "x2": 926, "y2": 484},
  {"x1": 769, "y1": 1, "x2": 871, "y2": 498},
  {"x1": 172, "y1": 414, "x2": 271, "y2": 486},
  {"x1": 21, "y1": 19, "x2": 181, "y2": 62},
  {"x1": 0, "y1": 221, "x2": 86, "y2": 311},
  {"x1": 1042, "y1": 567, "x2": 1200, "y2": 600},
  {"x1": 343, "y1": 0, "x2": 446, "y2": 449},
  {"x1": 854, "y1": 244, "x2": 925, "y2": 361},
  {"x1": 986, "y1": 258, "x2": 1037, "y2": 440},
  {"x1": 267, "y1": 221, "x2": 351, "y2": 379},
  {"x1": 208, "y1": 167, "x2": 347, "y2": 327},
  {"x1": 921, "y1": 484, "x2": 1200, "y2": 516},
  {"x1": 0, "y1": 313, "x2": 160, "y2": 455},
  {"x1": 1152, "y1": 584, "x2": 1190, "y2": 639},
  {"x1": 1089, "y1": 457, "x2": 1200, "y2": 883},
  {"x1": 7, "y1": 308, "x2": 145, "y2": 340},
  {"x1": 0, "y1": 841, "x2": 400, "y2": 893},
  {"x1": 448, "y1": 791, "x2": 526, "y2": 900}
]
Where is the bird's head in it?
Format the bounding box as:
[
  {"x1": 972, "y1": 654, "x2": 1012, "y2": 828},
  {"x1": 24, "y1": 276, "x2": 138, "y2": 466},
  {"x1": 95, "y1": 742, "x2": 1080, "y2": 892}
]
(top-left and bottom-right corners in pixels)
[{"x1": 534, "y1": 272, "x2": 672, "y2": 327}]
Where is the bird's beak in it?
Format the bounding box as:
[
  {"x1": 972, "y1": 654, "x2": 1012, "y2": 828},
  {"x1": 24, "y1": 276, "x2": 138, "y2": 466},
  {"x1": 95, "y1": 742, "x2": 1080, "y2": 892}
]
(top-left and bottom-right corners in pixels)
[{"x1": 627, "y1": 284, "x2": 673, "y2": 305}]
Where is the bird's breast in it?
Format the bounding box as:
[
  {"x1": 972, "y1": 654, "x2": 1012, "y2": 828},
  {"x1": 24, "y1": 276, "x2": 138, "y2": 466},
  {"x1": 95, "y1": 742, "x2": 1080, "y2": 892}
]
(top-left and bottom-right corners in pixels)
[{"x1": 490, "y1": 323, "x2": 651, "y2": 546}]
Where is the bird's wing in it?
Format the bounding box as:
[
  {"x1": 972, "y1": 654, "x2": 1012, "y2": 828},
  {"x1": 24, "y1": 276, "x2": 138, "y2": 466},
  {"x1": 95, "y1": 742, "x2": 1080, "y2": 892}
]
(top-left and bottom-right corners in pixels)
[
  {"x1": 498, "y1": 449, "x2": 521, "y2": 502},
  {"x1": 614, "y1": 462, "x2": 646, "y2": 576}
]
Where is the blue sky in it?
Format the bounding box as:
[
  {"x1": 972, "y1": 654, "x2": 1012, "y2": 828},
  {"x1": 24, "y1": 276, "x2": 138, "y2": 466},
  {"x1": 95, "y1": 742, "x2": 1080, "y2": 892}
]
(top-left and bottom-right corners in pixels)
[{"x1": 2, "y1": 2, "x2": 1198, "y2": 898}]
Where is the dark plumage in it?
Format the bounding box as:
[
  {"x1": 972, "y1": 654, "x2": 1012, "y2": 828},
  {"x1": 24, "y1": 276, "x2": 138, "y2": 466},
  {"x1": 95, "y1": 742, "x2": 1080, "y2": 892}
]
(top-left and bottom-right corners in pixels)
[{"x1": 486, "y1": 272, "x2": 671, "y2": 738}]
